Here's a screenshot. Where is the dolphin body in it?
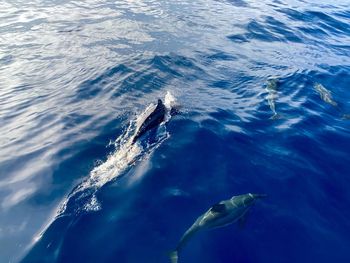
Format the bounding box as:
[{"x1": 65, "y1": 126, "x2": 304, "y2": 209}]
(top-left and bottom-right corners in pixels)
[
  {"x1": 313, "y1": 83, "x2": 350, "y2": 119},
  {"x1": 170, "y1": 193, "x2": 266, "y2": 263},
  {"x1": 132, "y1": 99, "x2": 166, "y2": 144},
  {"x1": 314, "y1": 83, "x2": 338, "y2": 107},
  {"x1": 265, "y1": 78, "x2": 280, "y2": 119}
]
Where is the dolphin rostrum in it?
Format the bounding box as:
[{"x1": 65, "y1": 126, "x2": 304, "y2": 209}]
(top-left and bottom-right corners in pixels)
[
  {"x1": 265, "y1": 78, "x2": 280, "y2": 119},
  {"x1": 132, "y1": 99, "x2": 166, "y2": 144},
  {"x1": 169, "y1": 193, "x2": 266, "y2": 263}
]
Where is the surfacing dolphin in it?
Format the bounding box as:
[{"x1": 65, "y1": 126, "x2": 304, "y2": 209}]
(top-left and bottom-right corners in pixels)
[
  {"x1": 132, "y1": 99, "x2": 166, "y2": 144},
  {"x1": 265, "y1": 78, "x2": 281, "y2": 119},
  {"x1": 169, "y1": 193, "x2": 266, "y2": 263}
]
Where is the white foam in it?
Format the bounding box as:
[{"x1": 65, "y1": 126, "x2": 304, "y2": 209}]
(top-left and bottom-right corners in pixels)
[
  {"x1": 83, "y1": 194, "x2": 101, "y2": 212},
  {"x1": 164, "y1": 90, "x2": 177, "y2": 110}
]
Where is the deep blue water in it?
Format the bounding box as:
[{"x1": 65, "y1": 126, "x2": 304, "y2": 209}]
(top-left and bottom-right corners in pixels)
[{"x1": 1, "y1": 0, "x2": 350, "y2": 262}]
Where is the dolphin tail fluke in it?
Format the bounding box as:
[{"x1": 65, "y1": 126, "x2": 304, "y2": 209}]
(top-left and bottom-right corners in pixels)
[
  {"x1": 270, "y1": 113, "x2": 282, "y2": 120},
  {"x1": 169, "y1": 250, "x2": 178, "y2": 263}
]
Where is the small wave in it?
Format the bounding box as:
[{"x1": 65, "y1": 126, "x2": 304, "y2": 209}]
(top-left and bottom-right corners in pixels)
[{"x1": 57, "y1": 91, "x2": 177, "y2": 215}]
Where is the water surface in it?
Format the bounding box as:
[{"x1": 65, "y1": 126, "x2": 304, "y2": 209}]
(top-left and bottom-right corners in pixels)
[{"x1": 0, "y1": 0, "x2": 350, "y2": 262}]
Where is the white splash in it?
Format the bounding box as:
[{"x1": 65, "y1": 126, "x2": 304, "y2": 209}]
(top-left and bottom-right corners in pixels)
[
  {"x1": 164, "y1": 90, "x2": 177, "y2": 110},
  {"x1": 83, "y1": 194, "x2": 101, "y2": 212},
  {"x1": 57, "y1": 91, "x2": 176, "y2": 215}
]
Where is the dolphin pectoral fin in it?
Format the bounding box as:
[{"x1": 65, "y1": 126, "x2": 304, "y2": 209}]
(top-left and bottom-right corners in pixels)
[{"x1": 169, "y1": 250, "x2": 178, "y2": 263}]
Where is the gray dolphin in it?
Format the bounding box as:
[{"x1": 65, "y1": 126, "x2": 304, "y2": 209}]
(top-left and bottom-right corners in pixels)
[
  {"x1": 265, "y1": 78, "x2": 280, "y2": 119},
  {"x1": 169, "y1": 193, "x2": 266, "y2": 263},
  {"x1": 132, "y1": 99, "x2": 166, "y2": 144},
  {"x1": 314, "y1": 83, "x2": 338, "y2": 107},
  {"x1": 313, "y1": 83, "x2": 350, "y2": 119}
]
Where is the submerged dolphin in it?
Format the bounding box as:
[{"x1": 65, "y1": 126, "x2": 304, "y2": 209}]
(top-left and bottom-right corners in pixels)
[
  {"x1": 313, "y1": 83, "x2": 350, "y2": 119},
  {"x1": 132, "y1": 99, "x2": 166, "y2": 144},
  {"x1": 314, "y1": 83, "x2": 338, "y2": 107},
  {"x1": 342, "y1": 114, "x2": 350, "y2": 120},
  {"x1": 265, "y1": 78, "x2": 280, "y2": 119},
  {"x1": 170, "y1": 193, "x2": 266, "y2": 263}
]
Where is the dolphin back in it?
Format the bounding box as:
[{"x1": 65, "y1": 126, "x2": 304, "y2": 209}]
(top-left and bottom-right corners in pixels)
[{"x1": 132, "y1": 99, "x2": 166, "y2": 143}]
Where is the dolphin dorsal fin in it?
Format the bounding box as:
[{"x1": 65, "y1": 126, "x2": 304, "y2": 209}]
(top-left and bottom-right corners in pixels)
[
  {"x1": 155, "y1": 99, "x2": 165, "y2": 112},
  {"x1": 210, "y1": 203, "x2": 226, "y2": 213}
]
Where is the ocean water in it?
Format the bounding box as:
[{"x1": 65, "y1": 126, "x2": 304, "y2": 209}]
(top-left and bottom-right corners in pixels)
[{"x1": 1, "y1": 0, "x2": 350, "y2": 262}]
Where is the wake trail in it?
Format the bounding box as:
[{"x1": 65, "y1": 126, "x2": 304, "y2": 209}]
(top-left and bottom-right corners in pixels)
[{"x1": 57, "y1": 91, "x2": 177, "y2": 215}]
